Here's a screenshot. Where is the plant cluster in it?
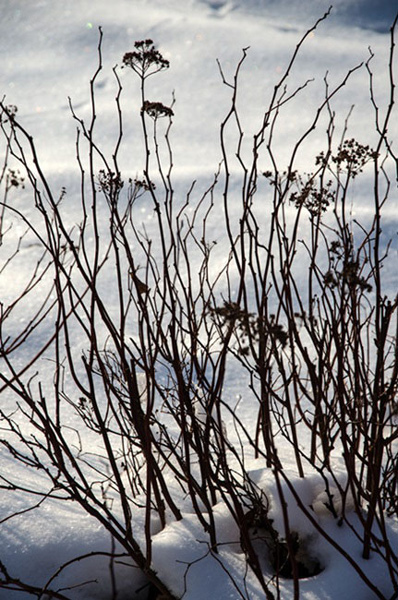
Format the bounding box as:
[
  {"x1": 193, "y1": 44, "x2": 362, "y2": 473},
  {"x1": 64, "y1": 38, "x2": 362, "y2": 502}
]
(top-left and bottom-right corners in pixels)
[{"x1": 1, "y1": 11, "x2": 398, "y2": 600}]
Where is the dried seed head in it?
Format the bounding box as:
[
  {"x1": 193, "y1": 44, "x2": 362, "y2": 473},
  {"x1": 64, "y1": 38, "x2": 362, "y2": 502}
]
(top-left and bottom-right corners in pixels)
[{"x1": 122, "y1": 39, "x2": 169, "y2": 77}]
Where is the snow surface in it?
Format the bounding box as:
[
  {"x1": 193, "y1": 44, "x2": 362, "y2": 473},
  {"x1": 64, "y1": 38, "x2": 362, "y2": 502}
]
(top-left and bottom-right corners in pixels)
[{"x1": 1, "y1": 1, "x2": 398, "y2": 598}]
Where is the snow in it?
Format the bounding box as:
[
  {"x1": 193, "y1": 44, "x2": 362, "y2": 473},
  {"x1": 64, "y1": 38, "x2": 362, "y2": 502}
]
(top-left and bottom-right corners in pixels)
[{"x1": 1, "y1": 1, "x2": 398, "y2": 598}]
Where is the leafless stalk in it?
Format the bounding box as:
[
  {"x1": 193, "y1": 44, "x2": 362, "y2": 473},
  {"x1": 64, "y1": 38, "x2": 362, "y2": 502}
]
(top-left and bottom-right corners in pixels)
[{"x1": 1, "y1": 11, "x2": 398, "y2": 599}]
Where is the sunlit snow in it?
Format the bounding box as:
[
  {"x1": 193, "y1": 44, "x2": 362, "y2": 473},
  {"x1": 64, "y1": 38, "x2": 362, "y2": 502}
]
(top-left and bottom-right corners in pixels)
[{"x1": 1, "y1": 1, "x2": 398, "y2": 598}]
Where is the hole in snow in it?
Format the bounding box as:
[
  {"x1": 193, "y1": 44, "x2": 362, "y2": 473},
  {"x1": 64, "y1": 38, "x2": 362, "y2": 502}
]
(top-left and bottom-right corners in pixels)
[
  {"x1": 268, "y1": 531, "x2": 324, "y2": 579},
  {"x1": 244, "y1": 507, "x2": 324, "y2": 580}
]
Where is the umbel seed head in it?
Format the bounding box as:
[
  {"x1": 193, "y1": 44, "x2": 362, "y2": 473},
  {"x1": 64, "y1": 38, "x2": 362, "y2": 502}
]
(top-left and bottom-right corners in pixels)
[{"x1": 122, "y1": 39, "x2": 170, "y2": 77}]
